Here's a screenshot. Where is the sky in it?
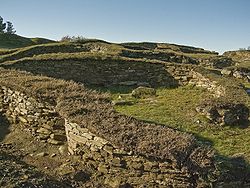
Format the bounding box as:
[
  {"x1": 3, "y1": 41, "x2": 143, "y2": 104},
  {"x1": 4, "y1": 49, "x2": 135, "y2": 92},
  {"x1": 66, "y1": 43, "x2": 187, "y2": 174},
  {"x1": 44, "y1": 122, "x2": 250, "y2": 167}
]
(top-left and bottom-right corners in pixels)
[{"x1": 1, "y1": 0, "x2": 250, "y2": 54}]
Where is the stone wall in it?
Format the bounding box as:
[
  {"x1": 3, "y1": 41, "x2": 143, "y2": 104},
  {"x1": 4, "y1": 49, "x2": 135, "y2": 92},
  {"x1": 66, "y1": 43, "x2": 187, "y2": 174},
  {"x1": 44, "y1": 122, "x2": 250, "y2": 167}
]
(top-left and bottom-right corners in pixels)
[
  {"x1": 165, "y1": 65, "x2": 250, "y2": 126},
  {"x1": 165, "y1": 65, "x2": 225, "y2": 98},
  {"x1": 65, "y1": 120, "x2": 196, "y2": 187},
  {"x1": 0, "y1": 86, "x2": 66, "y2": 145},
  {"x1": 3, "y1": 59, "x2": 178, "y2": 88}
]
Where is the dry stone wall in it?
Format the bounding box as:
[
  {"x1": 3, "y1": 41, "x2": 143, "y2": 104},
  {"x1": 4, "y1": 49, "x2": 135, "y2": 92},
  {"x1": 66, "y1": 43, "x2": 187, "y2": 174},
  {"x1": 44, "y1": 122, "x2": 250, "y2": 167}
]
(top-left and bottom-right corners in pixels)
[
  {"x1": 166, "y1": 65, "x2": 225, "y2": 98},
  {"x1": 3, "y1": 59, "x2": 178, "y2": 88},
  {"x1": 65, "y1": 120, "x2": 196, "y2": 187},
  {"x1": 0, "y1": 86, "x2": 66, "y2": 145}
]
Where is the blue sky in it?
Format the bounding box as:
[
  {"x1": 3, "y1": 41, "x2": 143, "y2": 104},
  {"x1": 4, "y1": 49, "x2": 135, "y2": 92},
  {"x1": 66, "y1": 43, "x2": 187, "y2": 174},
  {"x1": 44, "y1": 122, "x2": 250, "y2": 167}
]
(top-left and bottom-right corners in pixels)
[{"x1": 1, "y1": 0, "x2": 250, "y2": 53}]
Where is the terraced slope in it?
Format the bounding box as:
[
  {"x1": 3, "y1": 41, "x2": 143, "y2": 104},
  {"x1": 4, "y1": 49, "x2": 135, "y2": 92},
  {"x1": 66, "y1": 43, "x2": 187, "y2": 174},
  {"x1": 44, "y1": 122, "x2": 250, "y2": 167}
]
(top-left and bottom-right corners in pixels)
[{"x1": 0, "y1": 38, "x2": 249, "y2": 186}]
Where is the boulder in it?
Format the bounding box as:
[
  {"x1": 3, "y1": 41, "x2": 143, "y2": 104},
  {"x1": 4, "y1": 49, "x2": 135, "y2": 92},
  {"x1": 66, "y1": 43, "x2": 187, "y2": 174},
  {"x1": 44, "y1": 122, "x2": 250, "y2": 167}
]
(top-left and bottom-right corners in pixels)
[
  {"x1": 221, "y1": 69, "x2": 232, "y2": 76},
  {"x1": 131, "y1": 86, "x2": 156, "y2": 98}
]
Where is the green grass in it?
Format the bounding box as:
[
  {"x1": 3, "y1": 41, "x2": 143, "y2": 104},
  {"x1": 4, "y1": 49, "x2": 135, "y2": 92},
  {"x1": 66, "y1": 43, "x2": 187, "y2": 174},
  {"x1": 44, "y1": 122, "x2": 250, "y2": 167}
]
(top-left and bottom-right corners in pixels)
[
  {"x1": 0, "y1": 34, "x2": 55, "y2": 49},
  {"x1": 112, "y1": 85, "x2": 250, "y2": 161},
  {"x1": 236, "y1": 61, "x2": 250, "y2": 69}
]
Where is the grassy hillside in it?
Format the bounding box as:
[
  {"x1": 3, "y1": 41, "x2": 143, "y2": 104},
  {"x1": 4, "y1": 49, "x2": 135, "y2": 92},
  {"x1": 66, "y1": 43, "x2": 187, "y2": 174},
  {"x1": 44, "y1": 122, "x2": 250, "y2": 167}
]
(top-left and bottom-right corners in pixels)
[
  {"x1": 0, "y1": 34, "x2": 55, "y2": 49},
  {"x1": 0, "y1": 36, "x2": 249, "y2": 186}
]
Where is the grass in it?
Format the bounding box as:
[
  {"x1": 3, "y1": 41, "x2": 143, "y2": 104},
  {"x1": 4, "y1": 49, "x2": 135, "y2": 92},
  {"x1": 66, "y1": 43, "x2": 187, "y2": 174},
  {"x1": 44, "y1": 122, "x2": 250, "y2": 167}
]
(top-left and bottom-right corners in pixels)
[
  {"x1": 113, "y1": 85, "x2": 250, "y2": 162},
  {"x1": 0, "y1": 34, "x2": 54, "y2": 49}
]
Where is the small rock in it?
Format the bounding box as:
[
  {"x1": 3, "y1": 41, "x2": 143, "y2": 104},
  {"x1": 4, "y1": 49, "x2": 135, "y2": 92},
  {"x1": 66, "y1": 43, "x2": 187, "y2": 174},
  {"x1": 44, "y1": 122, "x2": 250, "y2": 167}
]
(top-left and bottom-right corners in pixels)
[
  {"x1": 36, "y1": 127, "x2": 51, "y2": 135},
  {"x1": 221, "y1": 69, "x2": 232, "y2": 76},
  {"x1": 18, "y1": 116, "x2": 28, "y2": 123},
  {"x1": 59, "y1": 145, "x2": 68, "y2": 154},
  {"x1": 47, "y1": 138, "x2": 63, "y2": 145},
  {"x1": 36, "y1": 152, "x2": 47, "y2": 157},
  {"x1": 196, "y1": 120, "x2": 201, "y2": 124},
  {"x1": 51, "y1": 153, "x2": 56, "y2": 158}
]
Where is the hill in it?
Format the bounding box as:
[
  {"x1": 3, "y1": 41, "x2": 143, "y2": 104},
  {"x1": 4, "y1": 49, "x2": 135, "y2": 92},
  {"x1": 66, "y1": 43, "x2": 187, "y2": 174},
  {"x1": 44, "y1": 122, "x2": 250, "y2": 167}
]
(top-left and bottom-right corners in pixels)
[
  {"x1": 0, "y1": 33, "x2": 55, "y2": 49},
  {"x1": 0, "y1": 36, "x2": 249, "y2": 187}
]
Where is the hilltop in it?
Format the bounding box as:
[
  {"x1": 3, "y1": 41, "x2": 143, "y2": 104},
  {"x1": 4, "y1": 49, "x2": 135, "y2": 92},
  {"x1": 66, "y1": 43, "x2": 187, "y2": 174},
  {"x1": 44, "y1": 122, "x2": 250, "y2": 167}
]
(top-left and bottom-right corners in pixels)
[
  {"x1": 0, "y1": 33, "x2": 55, "y2": 49},
  {"x1": 0, "y1": 35, "x2": 249, "y2": 187}
]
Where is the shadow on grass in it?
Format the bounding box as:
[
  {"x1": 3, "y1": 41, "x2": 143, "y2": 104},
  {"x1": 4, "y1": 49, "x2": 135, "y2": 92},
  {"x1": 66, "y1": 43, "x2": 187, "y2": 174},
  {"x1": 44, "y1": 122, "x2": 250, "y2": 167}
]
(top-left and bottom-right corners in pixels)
[{"x1": 88, "y1": 85, "x2": 136, "y2": 94}]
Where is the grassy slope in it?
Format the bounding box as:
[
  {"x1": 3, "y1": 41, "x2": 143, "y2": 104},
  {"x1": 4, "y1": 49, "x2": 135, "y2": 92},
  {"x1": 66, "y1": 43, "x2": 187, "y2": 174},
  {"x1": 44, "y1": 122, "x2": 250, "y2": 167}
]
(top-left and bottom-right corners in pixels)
[
  {"x1": 0, "y1": 34, "x2": 55, "y2": 49},
  {"x1": 113, "y1": 85, "x2": 250, "y2": 161}
]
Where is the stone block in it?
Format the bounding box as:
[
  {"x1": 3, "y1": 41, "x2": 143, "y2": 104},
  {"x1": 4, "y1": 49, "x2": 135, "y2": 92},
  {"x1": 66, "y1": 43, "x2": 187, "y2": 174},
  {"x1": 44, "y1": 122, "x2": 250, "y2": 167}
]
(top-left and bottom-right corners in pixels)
[
  {"x1": 38, "y1": 134, "x2": 50, "y2": 140},
  {"x1": 50, "y1": 133, "x2": 67, "y2": 141},
  {"x1": 82, "y1": 133, "x2": 94, "y2": 140},
  {"x1": 18, "y1": 116, "x2": 28, "y2": 123},
  {"x1": 68, "y1": 132, "x2": 88, "y2": 144},
  {"x1": 113, "y1": 148, "x2": 127, "y2": 155},
  {"x1": 36, "y1": 127, "x2": 51, "y2": 135},
  {"x1": 94, "y1": 136, "x2": 108, "y2": 145},
  {"x1": 78, "y1": 127, "x2": 89, "y2": 133},
  {"x1": 47, "y1": 138, "x2": 63, "y2": 145}
]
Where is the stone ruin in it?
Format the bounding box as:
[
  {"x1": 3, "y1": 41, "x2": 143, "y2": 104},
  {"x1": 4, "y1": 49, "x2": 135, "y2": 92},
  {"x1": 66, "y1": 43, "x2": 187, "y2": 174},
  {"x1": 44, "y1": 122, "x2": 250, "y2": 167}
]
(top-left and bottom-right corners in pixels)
[{"x1": 0, "y1": 69, "x2": 215, "y2": 187}]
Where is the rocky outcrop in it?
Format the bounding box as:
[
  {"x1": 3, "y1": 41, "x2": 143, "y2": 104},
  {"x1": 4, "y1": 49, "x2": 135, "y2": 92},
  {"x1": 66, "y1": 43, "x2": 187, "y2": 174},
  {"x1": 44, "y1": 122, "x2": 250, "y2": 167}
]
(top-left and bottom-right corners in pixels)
[
  {"x1": 131, "y1": 86, "x2": 156, "y2": 98},
  {"x1": 196, "y1": 103, "x2": 249, "y2": 126}
]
